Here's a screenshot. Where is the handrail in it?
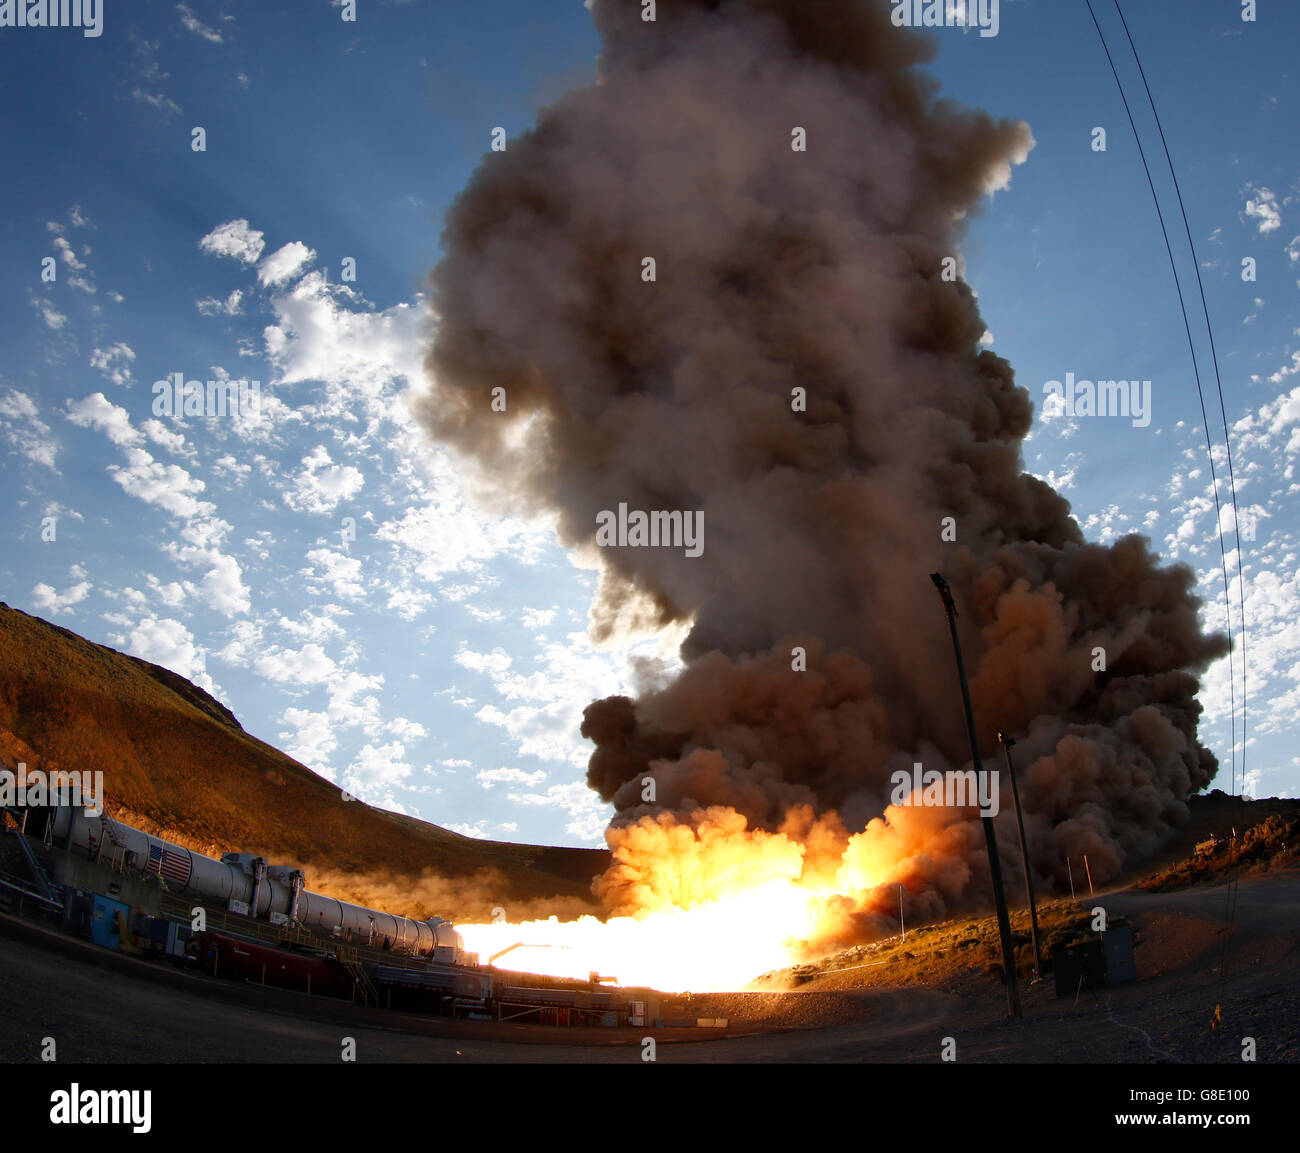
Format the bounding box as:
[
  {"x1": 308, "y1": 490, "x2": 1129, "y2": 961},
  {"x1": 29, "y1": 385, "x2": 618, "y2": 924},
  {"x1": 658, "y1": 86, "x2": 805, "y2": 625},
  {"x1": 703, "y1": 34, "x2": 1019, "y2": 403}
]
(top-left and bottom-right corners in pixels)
[
  {"x1": 1, "y1": 814, "x2": 61, "y2": 903},
  {"x1": 338, "y1": 955, "x2": 379, "y2": 1006}
]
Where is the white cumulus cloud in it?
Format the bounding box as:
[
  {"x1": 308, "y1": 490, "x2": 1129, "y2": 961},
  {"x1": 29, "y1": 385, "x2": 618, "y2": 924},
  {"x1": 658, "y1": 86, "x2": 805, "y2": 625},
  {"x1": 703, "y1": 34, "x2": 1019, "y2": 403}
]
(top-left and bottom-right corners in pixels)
[
  {"x1": 199, "y1": 219, "x2": 266, "y2": 264},
  {"x1": 258, "y1": 241, "x2": 316, "y2": 287},
  {"x1": 283, "y1": 445, "x2": 365, "y2": 514}
]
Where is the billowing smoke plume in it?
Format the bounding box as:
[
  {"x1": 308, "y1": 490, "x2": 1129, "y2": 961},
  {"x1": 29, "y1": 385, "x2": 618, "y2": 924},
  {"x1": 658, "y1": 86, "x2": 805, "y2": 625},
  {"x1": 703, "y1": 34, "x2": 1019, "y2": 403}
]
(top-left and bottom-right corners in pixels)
[{"x1": 420, "y1": 0, "x2": 1227, "y2": 948}]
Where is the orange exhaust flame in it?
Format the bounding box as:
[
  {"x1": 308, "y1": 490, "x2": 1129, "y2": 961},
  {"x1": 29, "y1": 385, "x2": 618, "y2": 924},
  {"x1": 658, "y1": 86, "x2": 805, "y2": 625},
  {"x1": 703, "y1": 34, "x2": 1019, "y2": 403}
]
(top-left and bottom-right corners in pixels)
[
  {"x1": 459, "y1": 879, "x2": 825, "y2": 992},
  {"x1": 457, "y1": 800, "x2": 979, "y2": 991}
]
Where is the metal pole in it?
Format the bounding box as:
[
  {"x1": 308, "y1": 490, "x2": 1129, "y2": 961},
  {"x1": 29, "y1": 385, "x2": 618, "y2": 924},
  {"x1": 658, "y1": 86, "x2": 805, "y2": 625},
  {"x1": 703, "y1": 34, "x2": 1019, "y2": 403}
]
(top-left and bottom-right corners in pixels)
[
  {"x1": 899, "y1": 884, "x2": 905, "y2": 943},
  {"x1": 1084, "y1": 854, "x2": 1094, "y2": 897},
  {"x1": 998, "y1": 732, "x2": 1043, "y2": 978},
  {"x1": 1068, "y1": 858, "x2": 1076, "y2": 902},
  {"x1": 929, "y1": 573, "x2": 1022, "y2": 1018}
]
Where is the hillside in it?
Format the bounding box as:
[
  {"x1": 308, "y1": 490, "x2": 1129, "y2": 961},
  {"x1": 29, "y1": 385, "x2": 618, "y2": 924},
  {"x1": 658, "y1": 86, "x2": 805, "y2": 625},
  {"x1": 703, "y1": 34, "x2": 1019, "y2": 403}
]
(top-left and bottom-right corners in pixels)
[{"x1": 0, "y1": 602, "x2": 608, "y2": 921}]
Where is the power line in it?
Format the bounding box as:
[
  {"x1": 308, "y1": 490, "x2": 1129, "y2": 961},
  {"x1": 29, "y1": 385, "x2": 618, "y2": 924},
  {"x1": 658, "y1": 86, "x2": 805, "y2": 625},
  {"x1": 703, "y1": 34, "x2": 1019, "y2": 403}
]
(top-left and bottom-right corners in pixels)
[
  {"x1": 1110, "y1": 0, "x2": 1247, "y2": 797},
  {"x1": 1083, "y1": 0, "x2": 1239, "y2": 794},
  {"x1": 1085, "y1": 0, "x2": 1249, "y2": 990}
]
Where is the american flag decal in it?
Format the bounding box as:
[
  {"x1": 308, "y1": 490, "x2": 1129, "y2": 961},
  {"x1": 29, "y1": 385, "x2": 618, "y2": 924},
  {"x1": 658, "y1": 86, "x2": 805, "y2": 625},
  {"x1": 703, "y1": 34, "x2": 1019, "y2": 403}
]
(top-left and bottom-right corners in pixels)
[{"x1": 147, "y1": 842, "x2": 191, "y2": 888}]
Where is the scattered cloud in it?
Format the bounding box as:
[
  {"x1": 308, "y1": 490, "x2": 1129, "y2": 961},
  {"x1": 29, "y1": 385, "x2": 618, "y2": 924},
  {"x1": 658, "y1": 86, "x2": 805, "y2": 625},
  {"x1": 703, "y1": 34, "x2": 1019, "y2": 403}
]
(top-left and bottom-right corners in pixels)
[
  {"x1": 197, "y1": 290, "x2": 244, "y2": 317},
  {"x1": 0, "y1": 390, "x2": 58, "y2": 469},
  {"x1": 31, "y1": 567, "x2": 92, "y2": 614},
  {"x1": 90, "y1": 343, "x2": 136, "y2": 387},
  {"x1": 476, "y1": 766, "x2": 548, "y2": 788},
  {"x1": 283, "y1": 444, "x2": 365, "y2": 514},
  {"x1": 1243, "y1": 184, "x2": 1281, "y2": 233},
  {"x1": 177, "y1": 2, "x2": 223, "y2": 43},
  {"x1": 258, "y1": 241, "x2": 315, "y2": 287},
  {"x1": 199, "y1": 219, "x2": 266, "y2": 265},
  {"x1": 127, "y1": 615, "x2": 209, "y2": 685}
]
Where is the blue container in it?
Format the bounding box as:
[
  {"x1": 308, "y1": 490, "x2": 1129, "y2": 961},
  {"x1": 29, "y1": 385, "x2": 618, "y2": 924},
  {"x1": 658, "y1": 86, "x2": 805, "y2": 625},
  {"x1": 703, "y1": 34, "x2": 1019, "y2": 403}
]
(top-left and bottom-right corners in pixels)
[{"x1": 90, "y1": 895, "x2": 130, "y2": 949}]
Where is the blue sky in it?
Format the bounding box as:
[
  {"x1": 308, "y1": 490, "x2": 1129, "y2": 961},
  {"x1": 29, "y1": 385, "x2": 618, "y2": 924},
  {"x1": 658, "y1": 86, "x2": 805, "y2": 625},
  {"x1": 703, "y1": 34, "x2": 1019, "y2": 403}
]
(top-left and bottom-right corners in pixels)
[{"x1": 1, "y1": 0, "x2": 1296, "y2": 849}]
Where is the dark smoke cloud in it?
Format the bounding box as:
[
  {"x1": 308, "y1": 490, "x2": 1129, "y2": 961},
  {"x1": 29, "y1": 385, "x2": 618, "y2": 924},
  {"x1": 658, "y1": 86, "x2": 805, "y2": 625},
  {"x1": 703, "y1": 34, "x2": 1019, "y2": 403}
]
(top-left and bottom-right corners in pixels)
[{"x1": 419, "y1": 0, "x2": 1227, "y2": 938}]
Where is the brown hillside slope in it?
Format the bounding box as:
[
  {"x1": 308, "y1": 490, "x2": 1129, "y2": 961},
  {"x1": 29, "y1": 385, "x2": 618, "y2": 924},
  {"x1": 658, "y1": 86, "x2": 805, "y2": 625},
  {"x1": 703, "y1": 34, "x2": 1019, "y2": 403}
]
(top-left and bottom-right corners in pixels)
[{"x1": 0, "y1": 603, "x2": 607, "y2": 921}]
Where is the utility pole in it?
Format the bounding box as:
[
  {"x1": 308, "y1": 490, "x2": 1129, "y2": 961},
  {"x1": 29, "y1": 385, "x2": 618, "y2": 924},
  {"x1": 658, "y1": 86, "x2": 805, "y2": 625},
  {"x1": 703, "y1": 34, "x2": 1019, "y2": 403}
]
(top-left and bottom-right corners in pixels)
[
  {"x1": 998, "y1": 731, "x2": 1043, "y2": 978},
  {"x1": 929, "y1": 573, "x2": 1022, "y2": 1018}
]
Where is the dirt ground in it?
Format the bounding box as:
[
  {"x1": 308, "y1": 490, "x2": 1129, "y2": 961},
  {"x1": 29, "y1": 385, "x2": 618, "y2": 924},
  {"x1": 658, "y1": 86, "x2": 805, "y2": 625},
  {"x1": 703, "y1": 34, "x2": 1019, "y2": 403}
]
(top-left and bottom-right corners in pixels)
[{"x1": 2, "y1": 868, "x2": 1296, "y2": 1064}]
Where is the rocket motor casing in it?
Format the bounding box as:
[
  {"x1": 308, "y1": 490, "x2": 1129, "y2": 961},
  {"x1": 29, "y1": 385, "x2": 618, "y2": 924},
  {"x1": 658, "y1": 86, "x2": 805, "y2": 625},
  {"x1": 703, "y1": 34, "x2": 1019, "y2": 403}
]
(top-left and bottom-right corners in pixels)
[{"x1": 47, "y1": 806, "x2": 465, "y2": 962}]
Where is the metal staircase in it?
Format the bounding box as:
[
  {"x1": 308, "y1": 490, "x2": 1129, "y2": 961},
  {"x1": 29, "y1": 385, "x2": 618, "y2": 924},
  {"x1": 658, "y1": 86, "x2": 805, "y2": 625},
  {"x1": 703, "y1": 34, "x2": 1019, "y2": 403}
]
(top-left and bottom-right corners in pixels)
[
  {"x1": 337, "y1": 949, "x2": 379, "y2": 1006},
  {"x1": 1, "y1": 806, "x2": 63, "y2": 909}
]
